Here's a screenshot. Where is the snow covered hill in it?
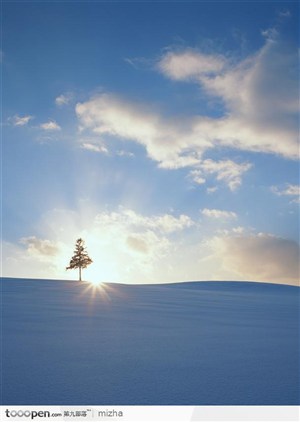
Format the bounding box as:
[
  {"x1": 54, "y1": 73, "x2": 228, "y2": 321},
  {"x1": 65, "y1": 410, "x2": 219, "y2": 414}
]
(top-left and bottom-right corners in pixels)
[{"x1": 1, "y1": 278, "x2": 299, "y2": 405}]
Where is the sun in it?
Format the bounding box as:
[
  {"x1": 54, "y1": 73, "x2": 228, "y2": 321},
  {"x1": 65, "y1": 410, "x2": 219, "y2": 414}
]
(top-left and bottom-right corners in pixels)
[
  {"x1": 83, "y1": 255, "x2": 120, "y2": 285},
  {"x1": 84, "y1": 279, "x2": 106, "y2": 297},
  {"x1": 87, "y1": 278, "x2": 103, "y2": 286},
  {"x1": 78, "y1": 278, "x2": 121, "y2": 306}
]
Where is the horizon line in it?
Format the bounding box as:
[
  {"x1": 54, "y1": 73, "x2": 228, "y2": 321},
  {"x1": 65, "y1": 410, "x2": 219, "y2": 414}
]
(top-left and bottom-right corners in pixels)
[{"x1": 0, "y1": 276, "x2": 299, "y2": 288}]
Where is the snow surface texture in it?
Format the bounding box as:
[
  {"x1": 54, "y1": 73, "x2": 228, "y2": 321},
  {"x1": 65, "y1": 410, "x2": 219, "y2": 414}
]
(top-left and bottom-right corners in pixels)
[{"x1": 1, "y1": 278, "x2": 299, "y2": 405}]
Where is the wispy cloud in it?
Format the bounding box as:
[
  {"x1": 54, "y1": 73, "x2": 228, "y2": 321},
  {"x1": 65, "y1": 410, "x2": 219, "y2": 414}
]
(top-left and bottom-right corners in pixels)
[
  {"x1": 271, "y1": 184, "x2": 300, "y2": 203},
  {"x1": 40, "y1": 120, "x2": 61, "y2": 131},
  {"x1": 271, "y1": 184, "x2": 299, "y2": 196},
  {"x1": 189, "y1": 159, "x2": 252, "y2": 191},
  {"x1": 157, "y1": 33, "x2": 299, "y2": 160},
  {"x1": 76, "y1": 30, "x2": 297, "y2": 178},
  {"x1": 209, "y1": 233, "x2": 299, "y2": 285},
  {"x1": 157, "y1": 49, "x2": 226, "y2": 80},
  {"x1": 3, "y1": 206, "x2": 298, "y2": 286},
  {"x1": 55, "y1": 93, "x2": 73, "y2": 107},
  {"x1": 2, "y1": 241, "x2": 60, "y2": 279},
  {"x1": 11, "y1": 114, "x2": 34, "y2": 126},
  {"x1": 188, "y1": 170, "x2": 206, "y2": 185},
  {"x1": 126, "y1": 234, "x2": 151, "y2": 254},
  {"x1": 206, "y1": 186, "x2": 218, "y2": 194},
  {"x1": 86, "y1": 208, "x2": 193, "y2": 280},
  {"x1": 278, "y1": 9, "x2": 291, "y2": 18},
  {"x1": 201, "y1": 208, "x2": 237, "y2": 219},
  {"x1": 20, "y1": 236, "x2": 60, "y2": 258},
  {"x1": 81, "y1": 142, "x2": 109, "y2": 154},
  {"x1": 76, "y1": 94, "x2": 252, "y2": 189},
  {"x1": 95, "y1": 207, "x2": 194, "y2": 234},
  {"x1": 124, "y1": 57, "x2": 151, "y2": 70},
  {"x1": 117, "y1": 150, "x2": 135, "y2": 158},
  {"x1": 76, "y1": 93, "x2": 204, "y2": 169}
]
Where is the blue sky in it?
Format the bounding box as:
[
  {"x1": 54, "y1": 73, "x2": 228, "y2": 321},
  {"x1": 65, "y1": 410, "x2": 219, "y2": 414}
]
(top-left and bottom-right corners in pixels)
[{"x1": 2, "y1": 1, "x2": 299, "y2": 285}]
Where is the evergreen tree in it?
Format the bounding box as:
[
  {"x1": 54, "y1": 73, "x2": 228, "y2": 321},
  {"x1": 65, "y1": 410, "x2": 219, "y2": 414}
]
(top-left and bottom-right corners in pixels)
[{"x1": 66, "y1": 238, "x2": 93, "y2": 281}]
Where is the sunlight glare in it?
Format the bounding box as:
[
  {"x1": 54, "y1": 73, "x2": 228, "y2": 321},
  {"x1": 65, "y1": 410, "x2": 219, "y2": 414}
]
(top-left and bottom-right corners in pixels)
[
  {"x1": 87, "y1": 278, "x2": 103, "y2": 286},
  {"x1": 83, "y1": 280, "x2": 107, "y2": 299}
]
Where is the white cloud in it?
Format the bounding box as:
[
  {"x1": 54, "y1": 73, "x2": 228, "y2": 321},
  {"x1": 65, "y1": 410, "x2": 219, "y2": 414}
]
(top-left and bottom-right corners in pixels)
[
  {"x1": 20, "y1": 236, "x2": 60, "y2": 258},
  {"x1": 206, "y1": 186, "x2": 218, "y2": 194},
  {"x1": 28, "y1": 207, "x2": 193, "y2": 282},
  {"x1": 125, "y1": 231, "x2": 168, "y2": 257},
  {"x1": 188, "y1": 170, "x2": 206, "y2": 185},
  {"x1": 3, "y1": 208, "x2": 180, "y2": 282},
  {"x1": 81, "y1": 142, "x2": 109, "y2": 154},
  {"x1": 2, "y1": 241, "x2": 60, "y2": 279},
  {"x1": 11, "y1": 114, "x2": 34, "y2": 126},
  {"x1": 117, "y1": 150, "x2": 135, "y2": 158},
  {"x1": 87, "y1": 208, "x2": 193, "y2": 281},
  {"x1": 40, "y1": 120, "x2": 61, "y2": 131},
  {"x1": 3, "y1": 207, "x2": 298, "y2": 286},
  {"x1": 271, "y1": 184, "x2": 300, "y2": 197},
  {"x1": 157, "y1": 50, "x2": 226, "y2": 80},
  {"x1": 151, "y1": 213, "x2": 194, "y2": 233},
  {"x1": 76, "y1": 93, "x2": 254, "y2": 191},
  {"x1": 158, "y1": 34, "x2": 299, "y2": 160},
  {"x1": 76, "y1": 94, "x2": 202, "y2": 168},
  {"x1": 190, "y1": 159, "x2": 252, "y2": 191},
  {"x1": 232, "y1": 226, "x2": 245, "y2": 234},
  {"x1": 201, "y1": 208, "x2": 237, "y2": 219},
  {"x1": 2, "y1": 237, "x2": 64, "y2": 279},
  {"x1": 95, "y1": 207, "x2": 194, "y2": 234},
  {"x1": 209, "y1": 233, "x2": 299, "y2": 285},
  {"x1": 127, "y1": 234, "x2": 150, "y2": 254},
  {"x1": 55, "y1": 93, "x2": 72, "y2": 106},
  {"x1": 76, "y1": 93, "x2": 210, "y2": 169},
  {"x1": 74, "y1": 30, "x2": 297, "y2": 190},
  {"x1": 278, "y1": 9, "x2": 291, "y2": 18},
  {"x1": 76, "y1": 93, "x2": 252, "y2": 188}
]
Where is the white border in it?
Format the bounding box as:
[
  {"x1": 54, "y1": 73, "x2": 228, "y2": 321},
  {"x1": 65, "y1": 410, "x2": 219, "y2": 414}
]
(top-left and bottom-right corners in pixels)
[{"x1": 1, "y1": 405, "x2": 299, "y2": 422}]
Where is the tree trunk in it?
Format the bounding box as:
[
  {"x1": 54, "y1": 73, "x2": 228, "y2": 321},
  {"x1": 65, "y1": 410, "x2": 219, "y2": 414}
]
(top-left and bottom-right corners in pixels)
[{"x1": 79, "y1": 266, "x2": 82, "y2": 282}]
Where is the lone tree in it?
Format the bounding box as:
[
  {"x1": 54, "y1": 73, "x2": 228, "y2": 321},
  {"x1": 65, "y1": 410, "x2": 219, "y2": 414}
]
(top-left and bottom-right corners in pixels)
[{"x1": 66, "y1": 238, "x2": 93, "y2": 282}]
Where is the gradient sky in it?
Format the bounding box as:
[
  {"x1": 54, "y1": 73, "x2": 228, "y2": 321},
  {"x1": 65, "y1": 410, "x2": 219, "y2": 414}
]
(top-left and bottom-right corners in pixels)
[{"x1": 2, "y1": 1, "x2": 299, "y2": 285}]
